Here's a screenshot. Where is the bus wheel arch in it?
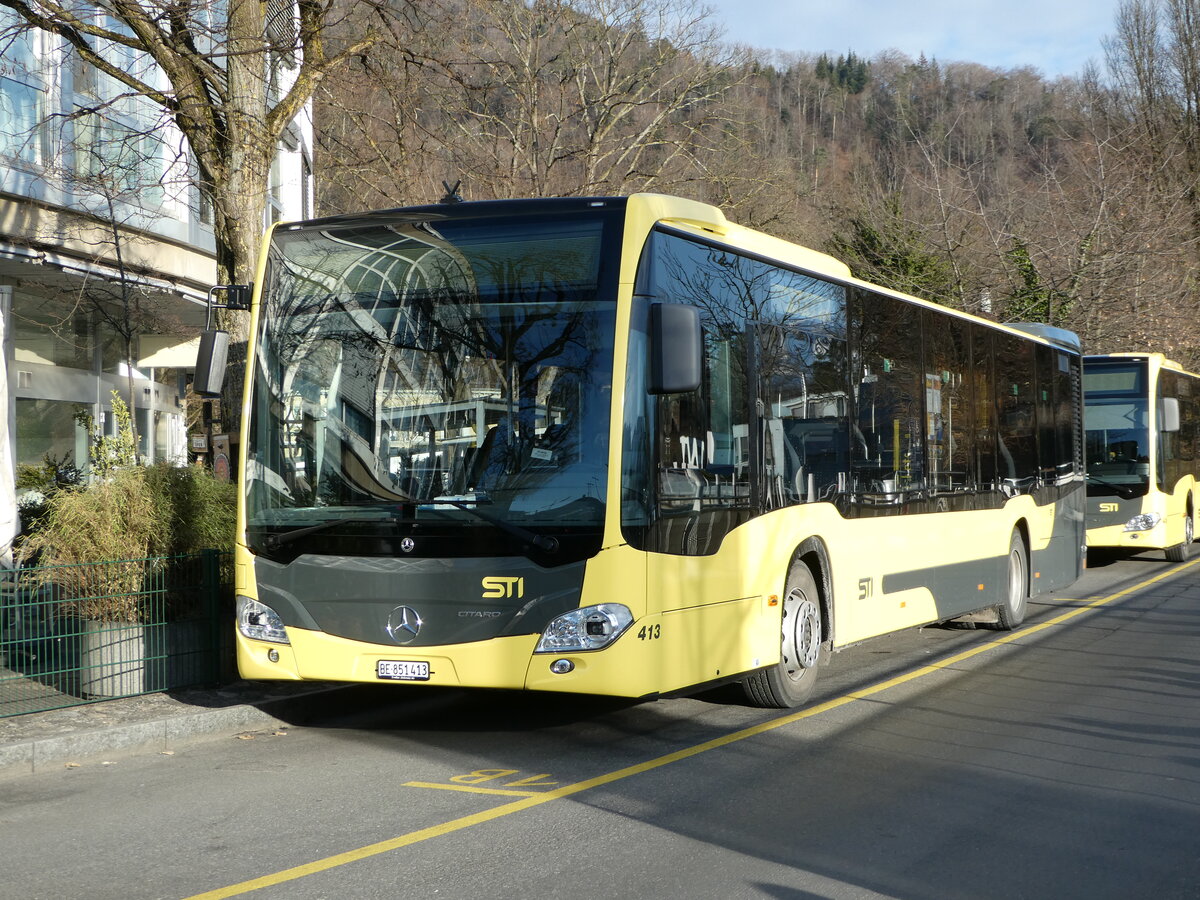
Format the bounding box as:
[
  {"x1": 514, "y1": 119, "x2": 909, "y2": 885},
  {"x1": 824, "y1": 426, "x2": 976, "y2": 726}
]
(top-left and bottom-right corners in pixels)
[{"x1": 742, "y1": 539, "x2": 831, "y2": 709}]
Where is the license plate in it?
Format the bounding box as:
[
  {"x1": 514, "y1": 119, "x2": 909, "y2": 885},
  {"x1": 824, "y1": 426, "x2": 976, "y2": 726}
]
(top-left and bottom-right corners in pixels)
[{"x1": 376, "y1": 660, "x2": 430, "y2": 681}]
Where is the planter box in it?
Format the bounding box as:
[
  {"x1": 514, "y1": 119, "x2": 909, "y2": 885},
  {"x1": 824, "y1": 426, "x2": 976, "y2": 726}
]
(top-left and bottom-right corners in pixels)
[{"x1": 80, "y1": 621, "x2": 146, "y2": 698}]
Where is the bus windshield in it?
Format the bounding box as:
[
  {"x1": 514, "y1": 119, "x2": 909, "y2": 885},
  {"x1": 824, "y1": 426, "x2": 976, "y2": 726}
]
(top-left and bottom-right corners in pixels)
[
  {"x1": 1084, "y1": 359, "x2": 1150, "y2": 498},
  {"x1": 245, "y1": 212, "x2": 618, "y2": 560}
]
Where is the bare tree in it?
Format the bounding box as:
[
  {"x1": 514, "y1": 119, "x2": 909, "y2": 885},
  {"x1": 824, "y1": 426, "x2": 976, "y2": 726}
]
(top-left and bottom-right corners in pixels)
[
  {"x1": 70, "y1": 117, "x2": 196, "y2": 451},
  {"x1": 1106, "y1": 0, "x2": 1200, "y2": 243},
  {"x1": 317, "y1": 0, "x2": 748, "y2": 209},
  {"x1": 0, "y1": 0, "x2": 381, "y2": 290},
  {"x1": 3, "y1": 94, "x2": 203, "y2": 457}
]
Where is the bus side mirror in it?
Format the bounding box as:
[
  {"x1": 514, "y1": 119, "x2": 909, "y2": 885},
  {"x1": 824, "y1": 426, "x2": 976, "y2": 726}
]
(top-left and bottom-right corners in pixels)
[
  {"x1": 1159, "y1": 397, "x2": 1181, "y2": 433},
  {"x1": 649, "y1": 303, "x2": 702, "y2": 394},
  {"x1": 194, "y1": 329, "x2": 230, "y2": 398}
]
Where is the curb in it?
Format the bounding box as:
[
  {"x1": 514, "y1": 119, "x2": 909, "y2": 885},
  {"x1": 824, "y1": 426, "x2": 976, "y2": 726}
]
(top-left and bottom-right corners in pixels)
[{"x1": 0, "y1": 686, "x2": 348, "y2": 778}]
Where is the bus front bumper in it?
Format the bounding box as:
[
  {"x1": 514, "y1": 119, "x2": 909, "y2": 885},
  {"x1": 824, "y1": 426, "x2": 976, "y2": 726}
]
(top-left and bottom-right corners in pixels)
[
  {"x1": 1087, "y1": 520, "x2": 1168, "y2": 550},
  {"x1": 236, "y1": 624, "x2": 666, "y2": 698}
]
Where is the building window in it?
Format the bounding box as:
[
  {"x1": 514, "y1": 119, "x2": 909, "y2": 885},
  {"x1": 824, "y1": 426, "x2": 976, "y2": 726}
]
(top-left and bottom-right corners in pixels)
[
  {"x1": 68, "y1": 14, "x2": 168, "y2": 209},
  {"x1": 269, "y1": 152, "x2": 284, "y2": 223},
  {"x1": 153, "y1": 410, "x2": 181, "y2": 463},
  {"x1": 73, "y1": 109, "x2": 167, "y2": 207},
  {"x1": 11, "y1": 292, "x2": 94, "y2": 371},
  {"x1": 15, "y1": 398, "x2": 90, "y2": 471},
  {"x1": 197, "y1": 180, "x2": 215, "y2": 225},
  {"x1": 100, "y1": 320, "x2": 138, "y2": 376},
  {"x1": 0, "y1": 13, "x2": 49, "y2": 166},
  {"x1": 136, "y1": 406, "x2": 152, "y2": 460}
]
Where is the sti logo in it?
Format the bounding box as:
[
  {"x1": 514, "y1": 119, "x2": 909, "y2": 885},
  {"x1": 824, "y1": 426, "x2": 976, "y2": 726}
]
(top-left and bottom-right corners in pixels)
[
  {"x1": 1099, "y1": 502, "x2": 1120, "y2": 512},
  {"x1": 482, "y1": 576, "x2": 525, "y2": 599}
]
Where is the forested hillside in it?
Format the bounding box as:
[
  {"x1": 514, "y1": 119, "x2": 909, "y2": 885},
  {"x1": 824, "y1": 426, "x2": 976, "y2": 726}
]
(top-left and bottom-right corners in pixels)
[{"x1": 315, "y1": 0, "x2": 1199, "y2": 367}]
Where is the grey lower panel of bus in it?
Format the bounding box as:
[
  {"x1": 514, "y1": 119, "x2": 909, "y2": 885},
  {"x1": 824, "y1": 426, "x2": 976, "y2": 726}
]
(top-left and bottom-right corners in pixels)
[
  {"x1": 881, "y1": 555, "x2": 1008, "y2": 619},
  {"x1": 880, "y1": 525, "x2": 1080, "y2": 620},
  {"x1": 255, "y1": 555, "x2": 587, "y2": 647}
]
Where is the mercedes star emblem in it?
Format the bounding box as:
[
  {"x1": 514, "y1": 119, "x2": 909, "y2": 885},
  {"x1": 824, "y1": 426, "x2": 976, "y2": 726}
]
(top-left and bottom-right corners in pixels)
[{"x1": 386, "y1": 606, "x2": 423, "y2": 644}]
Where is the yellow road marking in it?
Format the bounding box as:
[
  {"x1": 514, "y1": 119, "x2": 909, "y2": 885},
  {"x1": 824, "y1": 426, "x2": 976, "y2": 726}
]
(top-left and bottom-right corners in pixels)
[
  {"x1": 185, "y1": 557, "x2": 1200, "y2": 899},
  {"x1": 402, "y1": 781, "x2": 546, "y2": 797}
]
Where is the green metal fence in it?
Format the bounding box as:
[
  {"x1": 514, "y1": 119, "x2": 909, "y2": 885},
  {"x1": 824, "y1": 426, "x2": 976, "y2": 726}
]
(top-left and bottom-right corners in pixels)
[{"x1": 0, "y1": 550, "x2": 232, "y2": 718}]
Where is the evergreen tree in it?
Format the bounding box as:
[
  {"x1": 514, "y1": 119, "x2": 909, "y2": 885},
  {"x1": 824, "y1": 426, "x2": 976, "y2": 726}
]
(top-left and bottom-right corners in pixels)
[{"x1": 828, "y1": 197, "x2": 957, "y2": 305}]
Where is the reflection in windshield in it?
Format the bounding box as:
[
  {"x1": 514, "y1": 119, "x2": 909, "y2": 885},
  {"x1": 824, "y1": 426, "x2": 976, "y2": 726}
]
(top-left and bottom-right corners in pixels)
[
  {"x1": 1084, "y1": 360, "x2": 1149, "y2": 498},
  {"x1": 246, "y1": 213, "x2": 617, "y2": 555}
]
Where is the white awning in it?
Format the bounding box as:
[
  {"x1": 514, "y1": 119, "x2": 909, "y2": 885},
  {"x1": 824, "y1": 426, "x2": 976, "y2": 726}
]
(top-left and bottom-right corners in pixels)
[{"x1": 138, "y1": 335, "x2": 202, "y2": 369}]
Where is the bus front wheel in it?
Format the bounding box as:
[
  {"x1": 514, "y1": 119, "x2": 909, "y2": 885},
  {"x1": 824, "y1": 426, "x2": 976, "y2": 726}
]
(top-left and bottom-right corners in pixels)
[
  {"x1": 1165, "y1": 511, "x2": 1194, "y2": 563},
  {"x1": 993, "y1": 531, "x2": 1028, "y2": 630},
  {"x1": 743, "y1": 561, "x2": 826, "y2": 709}
]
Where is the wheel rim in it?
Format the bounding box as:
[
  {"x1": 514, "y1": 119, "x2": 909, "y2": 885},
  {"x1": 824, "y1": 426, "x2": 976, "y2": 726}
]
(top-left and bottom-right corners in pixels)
[
  {"x1": 782, "y1": 588, "x2": 821, "y2": 678},
  {"x1": 1187, "y1": 515, "x2": 1194, "y2": 545},
  {"x1": 1008, "y1": 546, "x2": 1026, "y2": 615}
]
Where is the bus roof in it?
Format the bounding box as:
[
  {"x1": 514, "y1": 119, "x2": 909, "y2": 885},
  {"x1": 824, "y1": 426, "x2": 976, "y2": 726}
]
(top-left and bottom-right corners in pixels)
[
  {"x1": 276, "y1": 195, "x2": 630, "y2": 232},
  {"x1": 1086, "y1": 352, "x2": 1199, "y2": 378},
  {"x1": 274, "y1": 192, "x2": 1081, "y2": 355}
]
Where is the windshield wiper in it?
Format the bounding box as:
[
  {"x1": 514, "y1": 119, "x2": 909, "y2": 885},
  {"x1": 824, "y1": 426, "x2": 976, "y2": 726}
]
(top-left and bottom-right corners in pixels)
[
  {"x1": 261, "y1": 516, "x2": 398, "y2": 550},
  {"x1": 1085, "y1": 474, "x2": 1142, "y2": 500},
  {"x1": 439, "y1": 500, "x2": 559, "y2": 553}
]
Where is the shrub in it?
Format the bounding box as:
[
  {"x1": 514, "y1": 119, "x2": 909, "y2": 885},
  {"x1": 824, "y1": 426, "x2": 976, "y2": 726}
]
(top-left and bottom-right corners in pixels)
[
  {"x1": 75, "y1": 391, "x2": 137, "y2": 478},
  {"x1": 14, "y1": 453, "x2": 84, "y2": 542},
  {"x1": 18, "y1": 463, "x2": 236, "y2": 623},
  {"x1": 18, "y1": 468, "x2": 163, "y2": 623},
  {"x1": 143, "y1": 462, "x2": 237, "y2": 556}
]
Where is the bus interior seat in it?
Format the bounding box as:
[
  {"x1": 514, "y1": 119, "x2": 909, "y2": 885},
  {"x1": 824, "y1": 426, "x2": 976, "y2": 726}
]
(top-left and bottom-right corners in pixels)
[{"x1": 467, "y1": 424, "x2": 504, "y2": 489}]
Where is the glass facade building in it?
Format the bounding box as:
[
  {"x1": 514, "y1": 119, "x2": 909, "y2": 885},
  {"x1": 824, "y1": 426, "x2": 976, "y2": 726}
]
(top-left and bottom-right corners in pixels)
[{"x1": 0, "y1": 5, "x2": 313, "y2": 498}]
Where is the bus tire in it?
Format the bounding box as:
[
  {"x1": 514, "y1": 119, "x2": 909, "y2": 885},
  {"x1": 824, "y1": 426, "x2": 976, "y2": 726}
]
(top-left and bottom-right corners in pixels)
[
  {"x1": 1165, "y1": 510, "x2": 1193, "y2": 563},
  {"x1": 743, "y1": 560, "x2": 826, "y2": 709},
  {"x1": 993, "y1": 530, "x2": 1028, "y2": 630}
]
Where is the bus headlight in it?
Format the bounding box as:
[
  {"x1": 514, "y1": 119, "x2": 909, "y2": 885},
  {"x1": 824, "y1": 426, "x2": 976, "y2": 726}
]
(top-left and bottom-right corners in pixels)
[
  {"x1": 1123, "y1": 513, "x2": 1162, "y2": 532},
  {"x1": 535, "y1": 604, "x2": 634, "y2": 653},
  {"x1": 237, "y1": 596, "x2": 290, "y2": 644}
]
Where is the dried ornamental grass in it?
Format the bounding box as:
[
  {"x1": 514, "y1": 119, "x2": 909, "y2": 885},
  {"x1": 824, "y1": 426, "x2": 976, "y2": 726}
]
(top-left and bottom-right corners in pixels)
[{"x1": 21, "y1": 469, "x2": 164, "y2": 624}]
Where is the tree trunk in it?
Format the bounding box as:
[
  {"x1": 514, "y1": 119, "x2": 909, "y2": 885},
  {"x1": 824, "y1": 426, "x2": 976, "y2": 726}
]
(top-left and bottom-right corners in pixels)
[{"x1": 211, "y1": 147, "x2": 271, "y2": 435}]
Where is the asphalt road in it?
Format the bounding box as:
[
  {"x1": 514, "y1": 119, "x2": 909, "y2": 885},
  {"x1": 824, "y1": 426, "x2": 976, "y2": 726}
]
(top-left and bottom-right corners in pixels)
[{"x1": 2, "y1": 550, "x2": 1198, "y2": 900}]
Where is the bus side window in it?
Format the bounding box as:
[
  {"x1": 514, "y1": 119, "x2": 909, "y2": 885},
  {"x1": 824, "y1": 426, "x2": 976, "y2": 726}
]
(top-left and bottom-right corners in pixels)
[
  {"x1": 1159, "y1": 370, "x2": 1180, "y2": 489},
  {"x1": 757, "y1": 322, "x2": 849, "y2": 507},
  {"x1": 851, "y1": 291, "x2": 926, "y2": 513},
  {"x1": 994, "y1": 333, "x2": 1038, "y2": 495},
  {"x1": 971, "y1": 325, "x2": 999, "y2": 505},
  {"x1": 1052, "y1": 349, "x2": 1082, "y2": 487},
  {"x1": 638, "y1": 232, "x2": 755, "y2": 554},
  {"x1": 923, "y1": 309, "x2": 974, "y2": 507}
]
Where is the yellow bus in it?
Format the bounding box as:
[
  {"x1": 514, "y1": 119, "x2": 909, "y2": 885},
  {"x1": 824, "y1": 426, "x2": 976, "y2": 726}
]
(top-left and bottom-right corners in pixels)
[
  {"x1": 1084, "y1": 353, "x2": 1200, "y2": 561},
  {"x1": 201, "y1": 193, "x2": 1086, "y2": 708}
]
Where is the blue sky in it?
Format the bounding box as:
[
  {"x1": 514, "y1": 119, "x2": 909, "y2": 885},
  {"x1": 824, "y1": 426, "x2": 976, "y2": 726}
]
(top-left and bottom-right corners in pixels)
[{"x1": 702, "y1": 0, "x2": 1122, "y2": 78}]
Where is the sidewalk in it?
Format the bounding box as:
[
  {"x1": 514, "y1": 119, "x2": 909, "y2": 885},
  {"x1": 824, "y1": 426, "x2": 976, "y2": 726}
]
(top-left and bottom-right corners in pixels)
[{"x1": 0, "y1": 678, "x2": 349, "y2": 778}]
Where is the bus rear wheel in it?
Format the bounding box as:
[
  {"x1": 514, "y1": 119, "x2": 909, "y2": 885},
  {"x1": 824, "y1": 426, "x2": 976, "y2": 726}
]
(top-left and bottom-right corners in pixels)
[
  {"x1": 743, "y1": 561, "x2": 826, "y2": 709},
  {"x1": 993, "y1": 530, "x2": 1028, "y2": 630},
  {"x1": 1165, "y1": 511, "x2": 1194, "y2": 563}
]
